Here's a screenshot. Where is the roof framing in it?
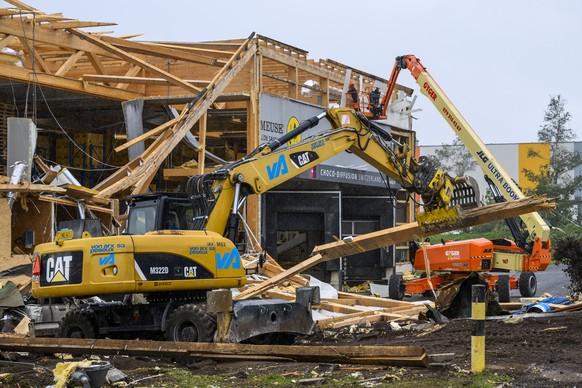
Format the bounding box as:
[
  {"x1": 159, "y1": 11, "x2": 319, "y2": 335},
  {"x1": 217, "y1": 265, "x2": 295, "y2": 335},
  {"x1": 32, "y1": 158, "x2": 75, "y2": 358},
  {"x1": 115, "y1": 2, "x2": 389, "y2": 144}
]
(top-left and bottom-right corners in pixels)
[{"x1": 0, "y1": 1, "x2": 413, "y2": 197}]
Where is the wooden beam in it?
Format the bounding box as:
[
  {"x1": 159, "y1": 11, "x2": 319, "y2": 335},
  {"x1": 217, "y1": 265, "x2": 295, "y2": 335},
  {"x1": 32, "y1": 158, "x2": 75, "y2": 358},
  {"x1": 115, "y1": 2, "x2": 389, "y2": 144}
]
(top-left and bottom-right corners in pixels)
[
  {"x1": 54, "y1": 50, "x2": 85, "y2": 76},
  {"x1": 67, "y1": 29, "x2": 202, "y2": 94},
  {"x1": 0, "y1": 18, "x2": 115, "y2": 57},
  {"x1": 4, "y1": 0, "x2": 39, "y2": 11},
  {"x1": 0, "y1": 182, "x2": 65, "y2": 193},
  {"x1": 116, "y1": 64, "x2": 142, "y2": 91},
  {"x1": 50, "y1": 21, "x2": 117, "y2": 29},
  {"x1": 38, "y1": 195, "x2": 113, "y2": 214},
  {"x1": 101, "y1": 36, "x2": 226, "y2": 67},
  {"x1": 63, "y1": 184, "x2": 111, "y2": 205},
  {"x1": 0, "y1": 63, "x2": 140, "y2": 101},
  {"x1": 17, "y1": 36, "x2": 51, "y2": 73},
  {"x1": 0, "y1": 35, "x2": 19, "y2": 50},
  {"x1": 234, "y1": 197, "x2": 555, "y2": 300},
  {"x1": 0, "y1": 337, "x2": 429, "y2": 367},
  {"x1": 259, "y1": 46, "x2": 344, "y2": 84},
  {"x1": 114, "y1": 116, "x2": 180, "y2": 153},
  {"x1": 82, "y1": 74, "x2": 211, "y2": 86},
  {"x1": 313, "y1": 197, "x2": 555, "y2": 260}
]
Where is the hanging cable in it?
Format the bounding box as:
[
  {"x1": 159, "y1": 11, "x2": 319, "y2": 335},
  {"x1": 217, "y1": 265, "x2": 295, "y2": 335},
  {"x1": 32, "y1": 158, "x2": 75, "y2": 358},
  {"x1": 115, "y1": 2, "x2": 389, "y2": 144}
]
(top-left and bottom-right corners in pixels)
[{"x1": 37, "y1": 86, "x2": 120, "y2": 168}]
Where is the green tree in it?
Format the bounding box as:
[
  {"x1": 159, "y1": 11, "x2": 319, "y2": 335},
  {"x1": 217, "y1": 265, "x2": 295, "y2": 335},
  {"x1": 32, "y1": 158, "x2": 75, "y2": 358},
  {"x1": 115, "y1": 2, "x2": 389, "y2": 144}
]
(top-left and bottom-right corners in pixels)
[
  {"x1": 429, "y1": 137, "x2": 477, "y2": 176},
  {"x1": 522, "y1": 95, "x2": 582, "y2": 226}
]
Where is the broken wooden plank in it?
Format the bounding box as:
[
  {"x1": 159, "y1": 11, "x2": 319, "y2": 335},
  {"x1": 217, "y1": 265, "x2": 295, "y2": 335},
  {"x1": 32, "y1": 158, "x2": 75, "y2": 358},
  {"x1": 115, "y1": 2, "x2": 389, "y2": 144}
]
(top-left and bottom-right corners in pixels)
[
  {"x1": 337, "y1": 291, "x2": 418, "y2": 308},
  {"x1": 234, "y1": 197, "x2": 555, "y2": 300},
  {"x1": 313, "y1": 197, "x2": 555, "y2": 261},
  {"x1": 38, "y1": 195, "x2": 113, "y2": 215},
  {"x1": 0, "y1": 182, "x2": 65, "y2": 193},
  {"x1": 0, "y1": 337, "x2": 429, "y2": 367},
  {"x1": 64, "y1": 184, "x2": 111, "y2": 205},
  {"x1": 95, "y1": 35, "x2": 257, "y2": 197}
]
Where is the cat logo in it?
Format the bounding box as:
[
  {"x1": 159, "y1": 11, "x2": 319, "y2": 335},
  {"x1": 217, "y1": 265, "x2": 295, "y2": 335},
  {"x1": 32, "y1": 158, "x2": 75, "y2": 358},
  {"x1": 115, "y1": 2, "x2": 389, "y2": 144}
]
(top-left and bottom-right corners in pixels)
[
  {"x1": 184, "y1": 266, "x2": 198, "y2": 278},
  {"x1": 46, "y1": 255, "x2": 72, "y2": 283}
]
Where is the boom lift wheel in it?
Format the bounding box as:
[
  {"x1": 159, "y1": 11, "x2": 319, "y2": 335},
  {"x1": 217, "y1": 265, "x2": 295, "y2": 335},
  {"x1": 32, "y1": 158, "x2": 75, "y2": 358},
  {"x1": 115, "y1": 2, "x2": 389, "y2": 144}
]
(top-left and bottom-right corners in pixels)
[
  {"x1": 58, "y1": 311, "x2": 98, "y2": 339},
  {"x1": 389, "y1": 274, "x2": 406, "y2": 300},
  {"x1": 497, "y1": 275, "x2": 511, "y2": 303},
  {"x1": 165, "y1": 304, "x2": 217, "y2": 342},
  {"x1": 519, "y1": 272, "x2": 537, "y2": 297}
]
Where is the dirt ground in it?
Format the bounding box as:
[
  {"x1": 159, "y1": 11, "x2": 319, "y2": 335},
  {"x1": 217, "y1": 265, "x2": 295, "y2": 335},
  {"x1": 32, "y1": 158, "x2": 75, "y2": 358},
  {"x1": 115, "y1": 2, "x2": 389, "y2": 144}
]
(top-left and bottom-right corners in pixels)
[{"x1": 1, "y1": 310, "x2": 581, "y2": 387}]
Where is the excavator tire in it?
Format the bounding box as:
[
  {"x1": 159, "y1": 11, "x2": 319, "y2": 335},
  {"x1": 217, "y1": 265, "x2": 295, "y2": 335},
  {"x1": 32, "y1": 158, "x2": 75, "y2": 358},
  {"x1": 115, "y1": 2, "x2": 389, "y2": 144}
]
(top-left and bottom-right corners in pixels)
[
  {"x1": 497, "y1": 275, "x2": 511, "y2": 303},
  {"x1": 58, "y1": 310, "x2": 98, "y2": 339},
  {"x1": 165, "y1": 304, "x2": 216, "y2": 342},
  {"x1": 389, "y1": 274, "x2": 405, "y2": 300},
  {"x1": 519, "y1": 272, "x2": 537, "y2": 297}
]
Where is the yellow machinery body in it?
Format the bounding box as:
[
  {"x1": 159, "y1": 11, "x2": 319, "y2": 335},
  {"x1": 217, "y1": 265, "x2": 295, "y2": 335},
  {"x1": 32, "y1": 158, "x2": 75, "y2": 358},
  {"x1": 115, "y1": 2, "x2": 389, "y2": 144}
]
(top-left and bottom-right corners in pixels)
[{"x1": 32, "y1": 230, "x2": 246, "y2": 299}]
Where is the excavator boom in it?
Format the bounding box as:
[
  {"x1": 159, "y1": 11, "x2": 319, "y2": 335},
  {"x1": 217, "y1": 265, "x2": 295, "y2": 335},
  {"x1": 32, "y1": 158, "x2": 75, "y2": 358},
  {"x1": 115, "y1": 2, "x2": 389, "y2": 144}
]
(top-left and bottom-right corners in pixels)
[{"x1": 186, "y1": 107, "x2": 480, "y2": 238}]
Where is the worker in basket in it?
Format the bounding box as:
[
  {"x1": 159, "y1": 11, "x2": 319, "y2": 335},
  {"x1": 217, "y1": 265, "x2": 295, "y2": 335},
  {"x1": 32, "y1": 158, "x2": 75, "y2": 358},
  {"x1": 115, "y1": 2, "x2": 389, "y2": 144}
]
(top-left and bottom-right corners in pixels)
[{"x1": 348, "y1": 81, "x2": 359, "y2": 110}]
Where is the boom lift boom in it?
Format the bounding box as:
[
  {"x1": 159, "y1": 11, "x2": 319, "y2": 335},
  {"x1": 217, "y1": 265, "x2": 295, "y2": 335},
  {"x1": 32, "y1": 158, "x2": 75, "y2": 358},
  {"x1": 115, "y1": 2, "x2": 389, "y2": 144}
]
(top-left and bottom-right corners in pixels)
[{"x1": 382, "y1": 55, "x2": 551, "y2": 301}]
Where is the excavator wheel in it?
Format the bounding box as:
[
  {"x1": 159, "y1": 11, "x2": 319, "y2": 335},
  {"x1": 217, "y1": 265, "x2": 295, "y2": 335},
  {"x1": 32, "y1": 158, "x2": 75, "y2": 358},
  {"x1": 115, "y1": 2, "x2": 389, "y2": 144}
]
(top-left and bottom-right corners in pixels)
[
  {"x1": 389, "y1": 274, "x2": 406, "y2": 300},
  {"x1": 497, "y1": 275, "x2": 511, "y2": 303},
  {"x1": 58, "y1": 310, "x2": 98, "y2": 339},
  {"x1": 519, "y1": 272, "x2": 537, "y2": 297},
  {"x1": 165, "y1": 304, "x2": 216, "y2": 342}
]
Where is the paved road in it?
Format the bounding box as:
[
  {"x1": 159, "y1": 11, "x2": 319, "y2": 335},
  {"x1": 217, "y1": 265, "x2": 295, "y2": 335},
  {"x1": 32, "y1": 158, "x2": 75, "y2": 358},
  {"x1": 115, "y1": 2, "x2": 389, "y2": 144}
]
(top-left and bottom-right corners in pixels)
[{"x1": 509, "y1": 263, "x2": 571, "y2": 299}]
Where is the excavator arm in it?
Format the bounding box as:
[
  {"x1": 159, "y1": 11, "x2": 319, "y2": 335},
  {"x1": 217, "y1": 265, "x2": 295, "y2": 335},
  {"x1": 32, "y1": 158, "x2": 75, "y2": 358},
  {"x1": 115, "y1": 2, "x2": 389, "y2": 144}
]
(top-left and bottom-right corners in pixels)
[
  {"x1": 185, "y1": 107, "x2": 480, "y2": 239},
  {"x1": 387, "y1": 54, "x2": 550, "y2": 247}
]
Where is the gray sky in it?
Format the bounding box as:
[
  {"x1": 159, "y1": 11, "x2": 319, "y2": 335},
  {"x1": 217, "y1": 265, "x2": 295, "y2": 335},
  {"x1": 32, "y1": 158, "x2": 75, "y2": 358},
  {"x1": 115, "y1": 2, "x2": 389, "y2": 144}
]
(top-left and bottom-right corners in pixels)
[{"x1": 24, "y1": 0, "x2": 582, "y2": 146}]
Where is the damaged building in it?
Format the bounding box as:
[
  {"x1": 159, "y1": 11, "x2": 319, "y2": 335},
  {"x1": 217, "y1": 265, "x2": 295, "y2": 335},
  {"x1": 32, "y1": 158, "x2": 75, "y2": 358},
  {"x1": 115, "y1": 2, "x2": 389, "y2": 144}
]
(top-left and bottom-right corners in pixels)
[{"x1": 0, "y1": 2, "x2": 420, "y2": 289}]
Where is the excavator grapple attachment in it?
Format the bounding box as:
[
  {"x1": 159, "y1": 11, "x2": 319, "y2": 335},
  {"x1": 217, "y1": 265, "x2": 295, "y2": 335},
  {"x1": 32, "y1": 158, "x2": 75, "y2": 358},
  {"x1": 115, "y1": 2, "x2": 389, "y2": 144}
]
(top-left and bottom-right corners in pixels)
[
  {"x1": 417, "y1": 206, "x2": 464, "y2": 232},
  {"x1": 451, "y1": 176, "x2": 481, "y2": 210},
  {"x1": 417, "y1": 176, "x2": 479, "y2": 232}
]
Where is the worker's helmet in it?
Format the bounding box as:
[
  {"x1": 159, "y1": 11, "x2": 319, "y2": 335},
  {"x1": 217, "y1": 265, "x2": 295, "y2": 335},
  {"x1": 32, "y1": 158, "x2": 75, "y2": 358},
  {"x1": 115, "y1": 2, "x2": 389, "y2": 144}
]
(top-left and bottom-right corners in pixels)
[{"x1": 349, "y1": 81, "x2": 355, "y2": 86}]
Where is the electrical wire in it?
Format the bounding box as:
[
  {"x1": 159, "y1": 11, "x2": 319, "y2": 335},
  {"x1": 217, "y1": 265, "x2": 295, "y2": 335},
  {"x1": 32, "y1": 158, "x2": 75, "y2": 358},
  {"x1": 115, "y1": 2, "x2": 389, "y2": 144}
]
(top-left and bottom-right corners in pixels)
[{"x1": 37, "y1": 85, "x2": 121, "y2": 168}]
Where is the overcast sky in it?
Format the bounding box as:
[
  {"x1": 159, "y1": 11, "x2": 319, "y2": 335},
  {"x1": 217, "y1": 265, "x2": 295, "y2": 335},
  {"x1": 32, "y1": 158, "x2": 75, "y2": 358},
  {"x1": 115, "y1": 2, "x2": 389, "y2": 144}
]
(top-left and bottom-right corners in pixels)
[{"x1": 25, "y1": 0, "x2": 582, "y2": 146}]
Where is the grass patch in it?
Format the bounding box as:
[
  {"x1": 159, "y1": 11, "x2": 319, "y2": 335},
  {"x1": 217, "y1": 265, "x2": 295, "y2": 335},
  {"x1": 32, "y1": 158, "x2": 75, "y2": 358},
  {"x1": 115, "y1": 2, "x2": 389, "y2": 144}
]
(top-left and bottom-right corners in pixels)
[{"x1": 128, "y1": 368, "x2": 513, "y2": 387}]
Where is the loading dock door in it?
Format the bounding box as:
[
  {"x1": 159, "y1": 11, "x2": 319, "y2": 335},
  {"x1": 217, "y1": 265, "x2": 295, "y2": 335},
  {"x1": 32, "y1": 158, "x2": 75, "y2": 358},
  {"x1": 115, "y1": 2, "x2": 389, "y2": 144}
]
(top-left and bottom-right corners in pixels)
[{"x1": 262, "y1": 191, "x2": 340, "y2": 284}]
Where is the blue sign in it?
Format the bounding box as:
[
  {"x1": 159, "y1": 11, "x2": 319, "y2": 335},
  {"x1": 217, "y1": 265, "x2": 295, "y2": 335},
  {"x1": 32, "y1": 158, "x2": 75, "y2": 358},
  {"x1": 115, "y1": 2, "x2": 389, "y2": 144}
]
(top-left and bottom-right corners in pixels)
[
  {"x1": 216, "y1": 248, "x2": 241, "y2": 270},
  {"x1": 266, "y1": 154, "x2": 289, "y2": 180}
]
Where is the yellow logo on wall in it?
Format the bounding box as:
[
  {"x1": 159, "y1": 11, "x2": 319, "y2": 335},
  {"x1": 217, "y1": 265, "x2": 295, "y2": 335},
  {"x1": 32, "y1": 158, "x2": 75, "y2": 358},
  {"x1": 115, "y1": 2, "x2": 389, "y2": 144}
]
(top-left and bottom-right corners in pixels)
[{"x1": 286, "y1": 116, "x2": 301, "y2": 145}]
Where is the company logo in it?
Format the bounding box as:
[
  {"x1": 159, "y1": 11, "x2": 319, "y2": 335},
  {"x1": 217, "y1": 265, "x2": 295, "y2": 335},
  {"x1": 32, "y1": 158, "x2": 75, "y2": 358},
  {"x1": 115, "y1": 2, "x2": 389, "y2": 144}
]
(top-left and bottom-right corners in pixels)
[
  {"x1": 442, "y1": 107, "x2": 463, "y2": 132},
  {"x1": 289, "y1": 151, "x2": 319, "y2": 168},
  {"x1": 216, "y1": 248, "x2": 241, "y2": 270},
  {"x1": 476, "y1": 150, "x2": 489, "y2": 164},
  {"x1": 446, "y1": 250, "x2": 461, "y2": 260},
  {"x1": 286, "y1": 116, "x2": 301, "y2": 145},
  {"x1": 184, "y1": 266, "x2": 198, "y2": 278},
  {"x1": 189, "y1": 246, "x2": 208, "y2": 255},
  {"x1": 90, "y1": 244, "x2": 114, "y2": 254},
  {"x1": 423, "y1": 82, "x2": 437, "y2": 101},
  {"x1": 99, "y1": 253, "x2": 115, "y2": 265},
  {"x1": 46, "y1": 255, "x2": 72, "y2": 283},
  {"x1": 266, "y1": 154, "x2": 289, "y2": 180},
  {"x1": 311, "y1": 139, "x2": 325, "y2": 150}
]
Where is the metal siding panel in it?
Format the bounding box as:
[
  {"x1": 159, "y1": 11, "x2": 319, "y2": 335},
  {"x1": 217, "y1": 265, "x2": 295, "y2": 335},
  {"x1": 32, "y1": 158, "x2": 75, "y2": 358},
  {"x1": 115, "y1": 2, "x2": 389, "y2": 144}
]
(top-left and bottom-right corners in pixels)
[{"x1": 518, "y1": 143, "x2": 550, "y2": 191}]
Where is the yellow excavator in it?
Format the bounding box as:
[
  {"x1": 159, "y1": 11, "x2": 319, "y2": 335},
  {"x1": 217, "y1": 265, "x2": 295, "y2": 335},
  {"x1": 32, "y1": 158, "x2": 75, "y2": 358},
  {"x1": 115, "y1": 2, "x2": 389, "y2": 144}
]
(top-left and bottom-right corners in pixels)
[{"x1": 28, "y1": 107, "x2": 479, "y2": 342}]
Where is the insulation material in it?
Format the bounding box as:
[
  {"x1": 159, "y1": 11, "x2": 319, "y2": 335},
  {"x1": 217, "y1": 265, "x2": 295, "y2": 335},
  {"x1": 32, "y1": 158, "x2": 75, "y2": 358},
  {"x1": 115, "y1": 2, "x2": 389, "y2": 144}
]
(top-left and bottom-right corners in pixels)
[{"x1": 7, "y1": 118, "x2": 36, "y2": 179}]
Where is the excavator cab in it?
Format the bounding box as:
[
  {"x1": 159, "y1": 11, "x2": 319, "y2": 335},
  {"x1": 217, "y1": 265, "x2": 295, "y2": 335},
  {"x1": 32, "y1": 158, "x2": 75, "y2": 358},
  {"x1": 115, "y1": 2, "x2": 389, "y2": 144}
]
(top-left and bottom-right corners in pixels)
[{"x1": 125, "y1": 193, "x2": 193, "y2": 235}]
